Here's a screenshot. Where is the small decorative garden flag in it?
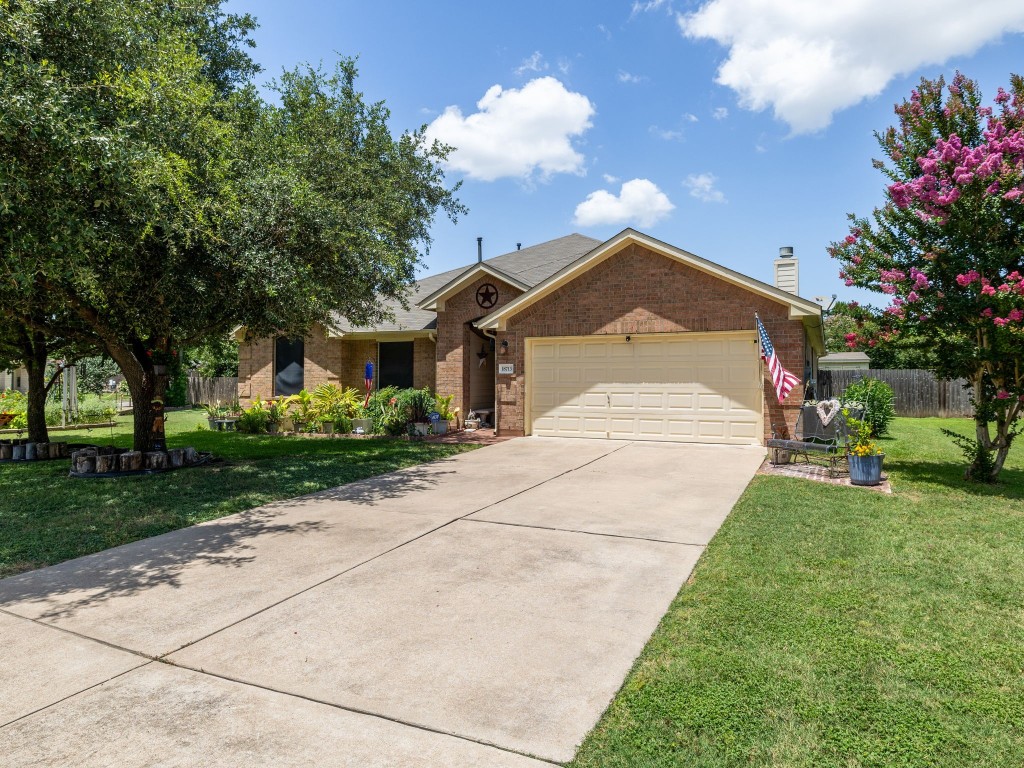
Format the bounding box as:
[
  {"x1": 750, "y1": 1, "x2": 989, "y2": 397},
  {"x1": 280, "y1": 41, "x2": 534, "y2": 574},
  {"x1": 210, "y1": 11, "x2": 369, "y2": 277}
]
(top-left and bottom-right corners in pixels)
[{"x1": 756, "y1": 315, "x2": 800, "y2": 403}]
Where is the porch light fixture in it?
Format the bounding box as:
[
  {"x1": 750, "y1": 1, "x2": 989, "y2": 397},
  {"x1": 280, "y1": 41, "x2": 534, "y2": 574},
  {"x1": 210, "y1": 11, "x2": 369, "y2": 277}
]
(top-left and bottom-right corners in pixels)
[
  {"x1": 500, "y1": 339, "x2": 509, "y2": 354},
  {"x1": 625, "y1": 335, "x2": 631, "y2": 343}
]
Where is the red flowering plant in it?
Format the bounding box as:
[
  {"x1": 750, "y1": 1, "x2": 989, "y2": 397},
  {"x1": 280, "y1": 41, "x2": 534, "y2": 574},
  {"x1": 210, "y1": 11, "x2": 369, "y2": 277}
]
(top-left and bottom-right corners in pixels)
[{"x1": 830, "y1": 73, "x2": 1024, "y2": 482}]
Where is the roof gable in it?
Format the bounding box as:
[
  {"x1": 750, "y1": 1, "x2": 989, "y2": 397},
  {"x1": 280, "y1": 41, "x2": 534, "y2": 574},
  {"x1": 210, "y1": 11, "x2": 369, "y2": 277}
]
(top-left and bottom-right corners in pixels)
[{"x1": 476, "y1": 229, "x2": 823, "y2": 331}]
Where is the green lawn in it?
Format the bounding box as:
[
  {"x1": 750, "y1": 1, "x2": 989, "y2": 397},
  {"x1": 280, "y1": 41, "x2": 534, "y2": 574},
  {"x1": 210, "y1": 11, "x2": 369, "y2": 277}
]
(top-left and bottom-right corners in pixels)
[
  {"x1": 0, "y1": 409, "x2": 476, "y2": 578},
  {"x1": 572, "y1": 417, "x2": 1024, "y2": 768}
]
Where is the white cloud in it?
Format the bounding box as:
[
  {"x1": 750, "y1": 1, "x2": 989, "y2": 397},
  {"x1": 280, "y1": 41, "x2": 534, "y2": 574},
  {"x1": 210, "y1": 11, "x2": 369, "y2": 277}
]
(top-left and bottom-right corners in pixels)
[
  {"x1": 650, "y1": 125, "x2": 684, "y2": 141},
  {"x1": 712, "y1": 106, "x2": 728, "y2": 120},
  {"x1": 617, "y1": 70, "x2": 647, "y2": 84},
  {"x1": 679, "y1": 0, "x2": 1024, "y2": 133},
  {"x1": 426, "y1": 77, "x2": 596, "y2": 182},
  {"x1": 515, "y1": 51, "x2": 548, "y2": 75},
  {"x1": 684, "y1": 173, "x2": 726, "y2": 203},
  {"x1": 574, "y1": 179, "x2": 675, "y2": 227},
  {"x1": 683, "y1": 112, "x2": 699, "y2": 122},
  {"x1": 602, "y1": 173, "x2": 620, "y2": 184},
  {"x1": 557, "y1": 56, "x2": 572, "y2": 76},
  {"x1": 632, "y1": 0, "x2": 671, "y2": 15}
]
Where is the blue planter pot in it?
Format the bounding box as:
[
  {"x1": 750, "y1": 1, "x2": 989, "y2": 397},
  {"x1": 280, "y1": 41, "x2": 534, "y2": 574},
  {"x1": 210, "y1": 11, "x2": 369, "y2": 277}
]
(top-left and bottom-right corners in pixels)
[{"x1": 849, "y1": 453, "x2": 884, "y2": 486}]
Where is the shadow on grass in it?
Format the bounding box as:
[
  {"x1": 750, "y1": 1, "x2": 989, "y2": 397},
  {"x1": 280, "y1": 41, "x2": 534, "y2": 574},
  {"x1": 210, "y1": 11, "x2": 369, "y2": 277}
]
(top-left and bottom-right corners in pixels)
[
  {"x1": 888, "y1": 459, "x2": 1024, "y2": 499},
  {"x1": 0, "y1": 457, "x2": 455, "y2": 620}
]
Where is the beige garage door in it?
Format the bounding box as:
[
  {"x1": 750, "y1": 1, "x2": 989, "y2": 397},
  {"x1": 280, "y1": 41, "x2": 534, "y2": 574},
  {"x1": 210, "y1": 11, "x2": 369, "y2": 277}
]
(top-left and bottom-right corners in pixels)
[{"x1": 528, "y1": 332, "x2": 763, "y2": 445}]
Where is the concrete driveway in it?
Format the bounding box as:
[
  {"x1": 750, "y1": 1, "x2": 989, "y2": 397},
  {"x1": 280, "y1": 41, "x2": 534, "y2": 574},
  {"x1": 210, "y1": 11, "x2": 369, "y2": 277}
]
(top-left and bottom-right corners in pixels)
[{"x1": 0, "y1": 438, "x2": 763, "y2": 765}]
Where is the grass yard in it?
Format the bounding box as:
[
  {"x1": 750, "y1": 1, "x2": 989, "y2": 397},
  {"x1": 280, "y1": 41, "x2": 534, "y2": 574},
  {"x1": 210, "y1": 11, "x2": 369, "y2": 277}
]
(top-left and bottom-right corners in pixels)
[
  {"x1": 572, "y1": 417, "x2": 1024, "y2": 768},
  {"x1": 0, "y1": 409, "x2": 476, "y2": 578}
]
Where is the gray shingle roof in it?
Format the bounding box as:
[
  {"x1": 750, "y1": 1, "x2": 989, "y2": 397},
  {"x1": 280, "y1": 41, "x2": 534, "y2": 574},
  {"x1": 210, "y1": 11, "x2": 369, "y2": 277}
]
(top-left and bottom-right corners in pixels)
[{"x1": 333, "y1": 234, "x2": 601, "y2": 334}]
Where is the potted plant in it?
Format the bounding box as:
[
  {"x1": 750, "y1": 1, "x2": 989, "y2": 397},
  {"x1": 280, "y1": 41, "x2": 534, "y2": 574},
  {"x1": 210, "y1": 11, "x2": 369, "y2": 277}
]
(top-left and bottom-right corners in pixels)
[
  {"x1": 285, "y1": 389, "x2": 315, "y2": 433},
  {"x1": 845, "y1": 411, "x2": 885, "y2": 486},
  {"x1": 202, "y1": 402, "x2": 221, "y2": 430},
  {"x1": 433, "y1": 394, "x2": 457, "y2": 435},
  {"x1": 400, "y1": 388, "x2": 435, "y2": 436},
  {"x1": 266, "y1": 399, "x2": 288, "y2": 434}
]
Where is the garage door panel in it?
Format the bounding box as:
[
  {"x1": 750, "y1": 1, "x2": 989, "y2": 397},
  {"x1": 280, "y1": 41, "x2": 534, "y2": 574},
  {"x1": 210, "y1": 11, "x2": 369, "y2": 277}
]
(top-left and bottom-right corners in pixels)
[{"x1": 529, "y1": 333, "x2": 762, "y2": 445}]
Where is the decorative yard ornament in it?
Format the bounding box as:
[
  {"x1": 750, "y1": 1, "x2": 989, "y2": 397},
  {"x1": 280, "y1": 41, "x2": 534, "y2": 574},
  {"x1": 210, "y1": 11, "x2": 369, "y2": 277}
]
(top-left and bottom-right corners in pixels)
[
  {"x1": 364, "y1": 360, "x2": 374, "y2": 408},
  {"x1": 815, "y1": 399, "x2": 842, "y2": 426},
  {"x1": 476, "y1": 283, "x2": 498, "y2": 309}
]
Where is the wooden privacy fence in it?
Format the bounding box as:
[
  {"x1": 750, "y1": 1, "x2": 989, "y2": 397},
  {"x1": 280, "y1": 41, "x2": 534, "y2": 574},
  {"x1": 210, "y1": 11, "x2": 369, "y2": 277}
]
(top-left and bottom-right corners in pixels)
[
  {"x1": 187, "y1": 376, "x2": 238, "y2": 406},
  {"x1": 821, "y1": 369, "x2": 972, "y2": 418}
]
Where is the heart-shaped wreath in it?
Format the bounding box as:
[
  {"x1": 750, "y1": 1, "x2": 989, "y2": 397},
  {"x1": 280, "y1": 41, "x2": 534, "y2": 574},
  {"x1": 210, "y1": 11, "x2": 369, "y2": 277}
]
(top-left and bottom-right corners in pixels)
[{"x1": 815, "y1": 398, "x2": 841, "y2": 426}]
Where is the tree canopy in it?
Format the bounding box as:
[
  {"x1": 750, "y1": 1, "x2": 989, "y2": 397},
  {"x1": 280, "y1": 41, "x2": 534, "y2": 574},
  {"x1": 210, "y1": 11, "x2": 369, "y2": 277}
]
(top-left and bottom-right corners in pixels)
[
  {"x1": 0, "y1": 0, "x2": 463, "y2": 451},
  {"x1": 831, "y1": 73, "x2": 1024, "y2": 481}
]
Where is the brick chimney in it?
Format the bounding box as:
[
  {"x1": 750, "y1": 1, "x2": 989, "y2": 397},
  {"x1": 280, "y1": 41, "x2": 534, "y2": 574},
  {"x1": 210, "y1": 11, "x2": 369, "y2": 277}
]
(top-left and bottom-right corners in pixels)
[{"x1": 774, "y1": 246, "x2": 798, "y2": 295}]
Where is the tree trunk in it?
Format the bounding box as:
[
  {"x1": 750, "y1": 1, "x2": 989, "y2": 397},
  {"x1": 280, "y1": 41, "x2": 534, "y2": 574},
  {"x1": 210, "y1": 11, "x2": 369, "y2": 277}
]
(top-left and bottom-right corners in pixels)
[
  {"x1": 122, "y1": 367, "x2": 169, "y2": 454},
  {"x1": 23, "y1": 331, "x2": 49, "y2": 444}
]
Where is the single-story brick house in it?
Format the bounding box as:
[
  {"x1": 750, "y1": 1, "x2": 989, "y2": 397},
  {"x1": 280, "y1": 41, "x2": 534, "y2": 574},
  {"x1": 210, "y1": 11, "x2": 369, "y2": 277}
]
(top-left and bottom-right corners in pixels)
[{"x1": 237, "y1": 229, "x2": 824, "y2": 444}]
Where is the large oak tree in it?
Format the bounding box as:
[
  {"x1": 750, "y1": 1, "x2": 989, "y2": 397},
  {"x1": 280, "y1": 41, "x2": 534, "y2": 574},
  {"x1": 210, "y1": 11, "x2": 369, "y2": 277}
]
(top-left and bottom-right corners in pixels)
[{"x1": 1, "y1": 0, "x2": 463, "y2": 451}]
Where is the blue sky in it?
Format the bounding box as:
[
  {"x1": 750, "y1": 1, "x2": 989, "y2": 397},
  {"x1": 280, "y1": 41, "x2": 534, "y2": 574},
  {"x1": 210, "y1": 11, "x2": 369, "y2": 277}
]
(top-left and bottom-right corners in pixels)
[{"x1": 225, "y1": 0, "x2": 1024, "y2": 305}]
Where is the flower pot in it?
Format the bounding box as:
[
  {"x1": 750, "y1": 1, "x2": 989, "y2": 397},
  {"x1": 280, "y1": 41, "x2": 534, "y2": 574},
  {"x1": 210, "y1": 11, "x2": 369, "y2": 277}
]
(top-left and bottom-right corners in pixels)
[
  {"x1": 267, "y1": 423, "x2": 280, "y2": 435},
  {"x1": 432, "y1": 421, "x2": 449, "y2": 435},
  {"x1": 352, "y1": 418, "x2": 373, "y2": 434},
  {"x1": 322, "y1": 421, "x2": 334, "y2": 434},
  {"x1": 849, "y1": 453, "x2": 884, "y2": 486},
  {"x1": 464, "y1": 418, "x2": 481, "y2": 431},
  {"x1": 770, "y1": 447, "x2": 792, "y2": 465},
  {"x1": 412, "y1": 422, "x2": 430, "y2": 436},
  {"x1": 207, "y1": 418, "x2": 218, "y2": 431},
  {"x1": 292, "y1": 420, "x2": 305, "y2": 433}
]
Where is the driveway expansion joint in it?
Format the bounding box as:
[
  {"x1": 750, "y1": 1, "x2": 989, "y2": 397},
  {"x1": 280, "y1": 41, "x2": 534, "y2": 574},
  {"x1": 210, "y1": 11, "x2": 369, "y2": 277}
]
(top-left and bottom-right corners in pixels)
[
  {"x1": 460, "y1": 516, "x2": 709, "y2": 547},
  {"x1": 160, "y1": 660, "x2": 563, "y2": 766},
  {"x1": 155, "y1": 439, "x2": 633, "y2": 660}
]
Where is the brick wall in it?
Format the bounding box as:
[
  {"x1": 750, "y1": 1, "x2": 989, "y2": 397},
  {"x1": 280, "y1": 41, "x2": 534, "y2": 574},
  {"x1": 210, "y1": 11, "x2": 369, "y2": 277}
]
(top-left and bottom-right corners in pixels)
[
  {"x1": 435, "y1": 276, "x2": 522, "y2": 416},
  {"x1": 496, "y1": 243, "x2": 806, "y2": 440},
  {"x1": 304, "y1": 326, "x2": 344, "y2": 392},
  {"x1": 413, "y1": 337, "x2": 436, "y2": 390},
  {"x1": 237, "y1": 336, "x2": 273, "y2": 403},
  {"x1": 240, "y1": 333, "x2": 437, "y2": 404}
]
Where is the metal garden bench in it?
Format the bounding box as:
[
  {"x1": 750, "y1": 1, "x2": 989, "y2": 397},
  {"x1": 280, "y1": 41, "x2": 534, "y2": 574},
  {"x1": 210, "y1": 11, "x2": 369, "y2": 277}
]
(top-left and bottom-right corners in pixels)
[{"x1": 767, "y1": 404, "x2": 863, "y2": 478}]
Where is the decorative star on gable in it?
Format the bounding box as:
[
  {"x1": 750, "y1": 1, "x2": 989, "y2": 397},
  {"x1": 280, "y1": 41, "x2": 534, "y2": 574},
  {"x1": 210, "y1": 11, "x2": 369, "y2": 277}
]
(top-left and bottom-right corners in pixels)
[{"x1": 476, "y1": 283, "x2": 498, "y2": 309}]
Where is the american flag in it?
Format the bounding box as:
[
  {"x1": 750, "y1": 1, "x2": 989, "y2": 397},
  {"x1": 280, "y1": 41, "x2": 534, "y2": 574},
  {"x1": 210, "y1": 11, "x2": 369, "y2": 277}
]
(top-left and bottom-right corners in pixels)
[{"x1": 756, "y1": 315, "x2": 800, "y2": 403}]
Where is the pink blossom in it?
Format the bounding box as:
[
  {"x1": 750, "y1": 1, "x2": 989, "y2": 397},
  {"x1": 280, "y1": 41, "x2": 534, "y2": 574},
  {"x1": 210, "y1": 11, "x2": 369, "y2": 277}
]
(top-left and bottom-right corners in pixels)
[
  {"x1": 845, "y1": 333, "x2": 857, "y2": 342},
  {"x1": 1010, "y1": 309, "x2": 1024, "y2": 322},
  {"x1": 844, "y1": 235, "x2": 857, "y2": 244},
  {"x1": 844, "y1": 279, "x2": 854, "y2": 286},
  {"x1": 851, "y1": 255, "x2": 862, "y2": 265},
  {"x1": 1007, "y1": 271, "x2": 1022, "y2": 282},
  {"x1": 998, "y1": 283, "x2": 1011, "y2": 293},
  {"x1": 996, "y1": 389, "x2": 1010, "y2": 399},
  {"x1": 956, "y1": 271, "x2": 980, "y2": 286},
  {"x1": 981, "y1": 284, "x2": 997, "y2": 296},
  {"x1": 907, "y1": 291, "x2": 920, "y2": 303},
  {"x1": 981, "y1": 308, "x2": 994, "y2": 317},
  {"x1": 994, "y1": 317, "x2": 1009, "y2": 326},
  {"x1": 1005, "y1": 189, "x2": 1024, "y2": 201},
  {"x1": 995, "y1": 88, "x2": 1011, "y2": 105}
]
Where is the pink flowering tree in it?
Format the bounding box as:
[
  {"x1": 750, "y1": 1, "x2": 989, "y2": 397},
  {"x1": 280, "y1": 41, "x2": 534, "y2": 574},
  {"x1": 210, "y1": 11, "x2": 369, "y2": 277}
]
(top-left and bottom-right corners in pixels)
[{"x1": 831, "y1": 73, "x2": 1024, "y2": 482}]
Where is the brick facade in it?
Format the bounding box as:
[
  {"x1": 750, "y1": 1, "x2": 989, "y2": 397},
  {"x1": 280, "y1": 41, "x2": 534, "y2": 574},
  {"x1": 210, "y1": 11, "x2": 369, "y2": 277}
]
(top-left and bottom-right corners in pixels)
[
  {"x1": 434, "y1": 275, "x2": 523, "y2": 417},
  {"x1": 237, "y1": 241, "x2": 811, "y2": 444},
  {"x1": 494, "y1": 243, "x2": 806, "y2": 440},
  {"x1": 238, "y1": 330, "x2": 436, "y2": 405}
]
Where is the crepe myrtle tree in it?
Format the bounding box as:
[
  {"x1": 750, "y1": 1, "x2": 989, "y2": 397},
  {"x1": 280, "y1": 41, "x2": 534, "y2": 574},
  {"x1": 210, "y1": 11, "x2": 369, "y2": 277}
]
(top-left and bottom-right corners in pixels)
[{"x1": 831, "y1": 73, "x2": 1024, "y2": 482}]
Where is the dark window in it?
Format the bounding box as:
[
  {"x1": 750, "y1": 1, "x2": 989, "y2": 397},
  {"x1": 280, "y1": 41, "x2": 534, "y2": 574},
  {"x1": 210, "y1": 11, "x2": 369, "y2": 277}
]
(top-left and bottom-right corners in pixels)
[
  {"x1": 274, "y1": 337, "x2": 304, "y2": 396},
  {"x1": 378, "y1": 341, "x2": 414, "y2": 389}
]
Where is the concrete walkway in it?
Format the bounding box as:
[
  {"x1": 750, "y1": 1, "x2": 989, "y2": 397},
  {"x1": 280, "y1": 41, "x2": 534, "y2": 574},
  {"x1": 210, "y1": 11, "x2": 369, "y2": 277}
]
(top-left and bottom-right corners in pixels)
[{"x1": 0, "y1": 438, "x2": 764, "y2": 765}]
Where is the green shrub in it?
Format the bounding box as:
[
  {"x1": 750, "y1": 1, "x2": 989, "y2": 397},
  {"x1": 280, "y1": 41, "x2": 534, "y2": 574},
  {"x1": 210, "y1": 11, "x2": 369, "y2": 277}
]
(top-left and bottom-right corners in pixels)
[
  {"x1": 841, "y1": 377, "x2": 896, "y2": 437},
  {"x1": 236, "y1": 402, "x2": 270, "y2": 433},
  {"x1": 365, "y1": 386, "x2": 404, "y2": 435},
  {"x1": 398, "y1": 387, "x2": 435, "y2": 425}
]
